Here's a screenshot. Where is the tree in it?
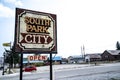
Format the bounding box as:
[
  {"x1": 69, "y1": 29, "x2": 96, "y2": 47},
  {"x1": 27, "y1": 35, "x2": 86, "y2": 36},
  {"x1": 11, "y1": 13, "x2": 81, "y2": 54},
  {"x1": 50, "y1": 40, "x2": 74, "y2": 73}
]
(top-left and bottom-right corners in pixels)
[
  {"x1": 13, "y1": 53, "x2": 20, "y2": 67},
  {"x1": 11, "y1": 47, "x2": 20, "y2": 68},
  {"x1": 5, "y1": 48, "x2": 20, "y2": 68},
  {"x1": 116, "y1": 41, "x2": 120, "y2": 50}
]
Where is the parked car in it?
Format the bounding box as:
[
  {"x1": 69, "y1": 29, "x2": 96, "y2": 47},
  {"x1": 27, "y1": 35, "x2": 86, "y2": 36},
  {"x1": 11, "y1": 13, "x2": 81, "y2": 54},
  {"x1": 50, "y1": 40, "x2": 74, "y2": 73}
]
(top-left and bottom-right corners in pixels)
[{"x1": 23, "y1": 65, "x2": 37, "y2": 72}]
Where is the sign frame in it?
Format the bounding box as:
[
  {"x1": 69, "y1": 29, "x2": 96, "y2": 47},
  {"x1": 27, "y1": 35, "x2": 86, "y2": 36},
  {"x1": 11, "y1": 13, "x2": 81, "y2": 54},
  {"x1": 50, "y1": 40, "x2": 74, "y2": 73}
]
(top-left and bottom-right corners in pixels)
[{"x1": 14, "y1": 8, "x2": 57, "y2": 54}]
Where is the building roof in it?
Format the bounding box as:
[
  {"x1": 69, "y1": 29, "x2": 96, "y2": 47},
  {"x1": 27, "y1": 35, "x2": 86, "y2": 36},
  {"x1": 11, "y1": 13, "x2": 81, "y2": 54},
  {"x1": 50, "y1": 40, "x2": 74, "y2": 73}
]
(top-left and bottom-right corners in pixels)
[
  {"x1": 48, "y1": 56, "x2": 62, "y2": 60},
  {"x1": 68, "y1": 55, "x2": 84, "y2": 59},
  {"x1": 105, "y1": 50, "x2": 120, "y2": 55},
  {"x1": 86, "y1": 54, "x2": 101, "y2": 58},
  {"x1": 69, "y1": 55, "x2": 82, "y2": 58},
  {"x1": 52, "y1": 56, "x2": 62, "y2": 60}
]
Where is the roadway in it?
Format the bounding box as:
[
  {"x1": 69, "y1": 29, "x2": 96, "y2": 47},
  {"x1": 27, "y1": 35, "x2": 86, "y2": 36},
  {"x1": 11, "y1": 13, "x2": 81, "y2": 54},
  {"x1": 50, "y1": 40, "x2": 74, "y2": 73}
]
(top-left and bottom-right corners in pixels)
[{"x1": 0, "y1": 63, "x2": 120, "y2": 80}]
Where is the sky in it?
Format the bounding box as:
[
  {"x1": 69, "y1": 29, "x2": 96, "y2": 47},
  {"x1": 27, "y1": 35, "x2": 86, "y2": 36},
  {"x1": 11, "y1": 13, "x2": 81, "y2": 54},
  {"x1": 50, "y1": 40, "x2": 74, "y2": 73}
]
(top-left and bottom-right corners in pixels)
[{"x1": 0, "y1": 0, "x2": 120, "y2": 58}]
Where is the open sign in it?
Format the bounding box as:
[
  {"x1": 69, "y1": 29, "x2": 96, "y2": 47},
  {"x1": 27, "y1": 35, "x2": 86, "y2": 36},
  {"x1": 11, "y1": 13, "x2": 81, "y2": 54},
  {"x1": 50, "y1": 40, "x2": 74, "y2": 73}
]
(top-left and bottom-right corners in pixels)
[{"x1": 28, "y1": 55, "x2": 47, "y2": 61}]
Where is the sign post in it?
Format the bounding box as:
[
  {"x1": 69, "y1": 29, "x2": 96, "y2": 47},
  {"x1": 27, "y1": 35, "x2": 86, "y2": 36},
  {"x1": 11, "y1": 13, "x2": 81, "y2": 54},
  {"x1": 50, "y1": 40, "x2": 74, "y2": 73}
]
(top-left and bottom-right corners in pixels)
[
  {"x1": 14, "y1": 8, "x2": 57, "y2": 80},
  {"x1": 50, "y1": 53, "x2": 53, "y2": 80},
  {"x1": 20, "y1": 53, "x2": 23, "y2": 80}
]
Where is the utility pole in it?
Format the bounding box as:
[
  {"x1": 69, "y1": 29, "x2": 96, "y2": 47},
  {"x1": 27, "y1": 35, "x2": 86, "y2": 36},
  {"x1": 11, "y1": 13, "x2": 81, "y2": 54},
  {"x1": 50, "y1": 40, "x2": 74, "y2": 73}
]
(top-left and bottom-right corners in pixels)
[
  {"x1": 81, "y1": 46, "x2": 84, "y2": 59},
  {"x1": 83, "y1": 45, "x2": 85, "y2": 61}
]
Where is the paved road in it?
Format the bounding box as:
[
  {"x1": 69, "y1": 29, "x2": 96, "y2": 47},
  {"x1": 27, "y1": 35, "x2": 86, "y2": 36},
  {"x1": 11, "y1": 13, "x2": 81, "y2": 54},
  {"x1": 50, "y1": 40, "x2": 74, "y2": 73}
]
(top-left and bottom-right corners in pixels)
[
  {"x1": 56, "y1": 63, "x2": 120, "y2": 80},
  {"x1": 0, "y1": 63, "x2": 120, "y2": 80}
]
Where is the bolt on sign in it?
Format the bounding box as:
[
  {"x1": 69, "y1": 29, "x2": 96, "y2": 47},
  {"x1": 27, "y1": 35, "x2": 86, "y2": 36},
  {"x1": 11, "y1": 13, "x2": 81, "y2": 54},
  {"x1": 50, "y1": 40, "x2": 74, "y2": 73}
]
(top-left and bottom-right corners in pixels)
[{"x1": 14, "y1": 8, "x2": 57, "y2": 53}]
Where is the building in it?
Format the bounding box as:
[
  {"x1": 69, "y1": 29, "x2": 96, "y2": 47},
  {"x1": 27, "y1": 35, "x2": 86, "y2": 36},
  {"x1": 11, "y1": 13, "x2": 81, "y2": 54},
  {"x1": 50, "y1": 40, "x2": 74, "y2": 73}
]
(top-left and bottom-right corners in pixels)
[
  {"x1": 101, "y1": 50, "x2": 120, "y2": 61},
  {"x1": 61, "y1": 58, "x2": 68, "y2": 64},
  {"x1": 85, "y1": 53, "x2": 101, "y2": 62},
  {"x1": 52, "y1": 56, "x2": 62, "y2": 64},
  {"x1": 68, "y1": 55, "x2": 84, "y2": 63}
]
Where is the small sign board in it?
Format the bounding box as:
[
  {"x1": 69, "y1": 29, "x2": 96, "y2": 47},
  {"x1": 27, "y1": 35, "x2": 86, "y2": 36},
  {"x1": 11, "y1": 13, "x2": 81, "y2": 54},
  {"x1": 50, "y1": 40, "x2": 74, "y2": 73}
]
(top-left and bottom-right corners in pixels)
[
  {"x1": 14, "y1": 8, "x2": 57, "y2": 53},
  {"x1": 28, "y1": 55, "x2": 47, "y2": 61}
]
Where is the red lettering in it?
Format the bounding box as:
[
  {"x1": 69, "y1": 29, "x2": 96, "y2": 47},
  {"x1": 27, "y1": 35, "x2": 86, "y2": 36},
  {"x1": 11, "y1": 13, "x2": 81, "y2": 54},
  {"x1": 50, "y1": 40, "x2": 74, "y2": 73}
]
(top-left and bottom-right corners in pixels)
[
  {"x1": 28, "y1": 55, "x2": 47, "y2": 61},
  {"x1": 38, "y1": 56, "x2": 41, "y2": 60},
  {"x1": 42, "y1": 56, "x2": 46, "y2": 60},
  {"x1": 29, "y1": 56, "x2": 33, "y2": 60},
  {"x1": 34, "y1": 56, "x2": 37, "y2": 60}
]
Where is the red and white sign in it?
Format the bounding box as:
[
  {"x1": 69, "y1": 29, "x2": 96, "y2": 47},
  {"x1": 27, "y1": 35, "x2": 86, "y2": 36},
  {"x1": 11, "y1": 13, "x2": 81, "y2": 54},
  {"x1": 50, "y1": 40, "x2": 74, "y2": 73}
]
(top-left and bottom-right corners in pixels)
[
  {"x1": 28, "y1": 55, "x2": 47, "y2": 61},
  {"x1": 14, "y1": 8, "x2": 57, "y2": 53}
]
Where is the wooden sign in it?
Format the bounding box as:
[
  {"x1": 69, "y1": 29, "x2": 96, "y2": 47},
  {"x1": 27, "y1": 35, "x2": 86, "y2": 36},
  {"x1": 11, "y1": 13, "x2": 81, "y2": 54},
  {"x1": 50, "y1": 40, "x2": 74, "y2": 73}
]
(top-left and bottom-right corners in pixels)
[{"x1": 14, "y1": 8, "x2": 57, "y2": 53}]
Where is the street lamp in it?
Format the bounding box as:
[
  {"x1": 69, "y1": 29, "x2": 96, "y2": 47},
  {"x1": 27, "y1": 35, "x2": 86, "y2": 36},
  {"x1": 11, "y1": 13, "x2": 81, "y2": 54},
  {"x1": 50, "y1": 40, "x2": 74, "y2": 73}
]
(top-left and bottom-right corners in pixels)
[{"x1": 3, "y1": 42, "x2": 14, "y2": 68}]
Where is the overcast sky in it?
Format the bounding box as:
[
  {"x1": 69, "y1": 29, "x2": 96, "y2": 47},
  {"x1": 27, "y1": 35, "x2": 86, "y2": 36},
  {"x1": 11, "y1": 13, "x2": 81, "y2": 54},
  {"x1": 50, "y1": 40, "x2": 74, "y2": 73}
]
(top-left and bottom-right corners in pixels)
[{"x1": 0, "y1": 0, "x2": 120, "y2": 58}]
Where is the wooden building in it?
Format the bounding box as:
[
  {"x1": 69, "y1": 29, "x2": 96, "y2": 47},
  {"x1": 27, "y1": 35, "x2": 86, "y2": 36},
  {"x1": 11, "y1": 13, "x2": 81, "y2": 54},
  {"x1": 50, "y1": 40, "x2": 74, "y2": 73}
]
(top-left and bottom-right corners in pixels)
[
  {"x1": 101, "y1": 50, "x2": 120, "y2": 61},
  {"x1": 85, "y1": 54, "x2": 101, "y2": 62}
]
